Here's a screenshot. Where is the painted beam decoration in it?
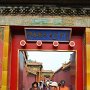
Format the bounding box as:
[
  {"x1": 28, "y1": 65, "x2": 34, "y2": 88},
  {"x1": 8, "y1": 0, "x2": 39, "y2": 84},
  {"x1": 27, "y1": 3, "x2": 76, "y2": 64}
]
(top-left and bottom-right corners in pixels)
[{"x1": 25, "y1": 28, "x2": 72, "y2": 42}]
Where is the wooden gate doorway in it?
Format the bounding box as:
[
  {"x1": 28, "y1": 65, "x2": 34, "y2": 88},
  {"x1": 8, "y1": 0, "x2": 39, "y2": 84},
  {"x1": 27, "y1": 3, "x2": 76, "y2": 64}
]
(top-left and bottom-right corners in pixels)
[{"x1": 10, "y1": 26, "x2": 85, "y2": 90}]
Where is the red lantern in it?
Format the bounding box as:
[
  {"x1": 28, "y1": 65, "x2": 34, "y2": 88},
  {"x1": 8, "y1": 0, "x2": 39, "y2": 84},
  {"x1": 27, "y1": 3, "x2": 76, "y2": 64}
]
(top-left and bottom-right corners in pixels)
[
  {"x1": 20, "y1": 40, "x2": 26, "y2": 46},
  {"x1": 36, "y1": 40, "x2": 42, "y2": 46},
  {"x1": 53, "y1": 41, "x2": 59, "y2": 47},
  {"x1": 69, "y1": 41, "x2": 75, "y2": 47}
]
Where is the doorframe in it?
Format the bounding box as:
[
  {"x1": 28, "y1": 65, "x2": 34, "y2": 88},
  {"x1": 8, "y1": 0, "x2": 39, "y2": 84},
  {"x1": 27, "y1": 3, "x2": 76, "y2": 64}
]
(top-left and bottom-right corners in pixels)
[{"x1": 17, "y1": 49, "x2": 77, "y2": 90}]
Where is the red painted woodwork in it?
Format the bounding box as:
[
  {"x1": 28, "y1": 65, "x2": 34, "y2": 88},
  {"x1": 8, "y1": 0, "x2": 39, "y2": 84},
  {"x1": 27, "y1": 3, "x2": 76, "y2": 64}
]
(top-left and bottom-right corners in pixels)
[{"x1": 10, "y1": 26, "x2": 84, "y2": 90}]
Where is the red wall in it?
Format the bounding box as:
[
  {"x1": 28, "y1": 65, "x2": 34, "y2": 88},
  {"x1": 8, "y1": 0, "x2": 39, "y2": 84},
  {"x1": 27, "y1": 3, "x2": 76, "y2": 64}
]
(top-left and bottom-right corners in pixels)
[
  {"x1": 53, "y1": 70, "x2": 71, "y2": 84},
  {"x1": 52, "y1": 53, "x2": 76, "y2": 90},
  {"x1": 10, "y1": 26, "x2": 84, "y2": 90},
  {"x1": 23, "y1": 67, "x2": 36, "y2": 90},
  {"x1": 53, "y1": 70, "x2": 71, "y2": 86},
  {"x1": 53, "y1": 70, "x2": 75, "y2": 90}
]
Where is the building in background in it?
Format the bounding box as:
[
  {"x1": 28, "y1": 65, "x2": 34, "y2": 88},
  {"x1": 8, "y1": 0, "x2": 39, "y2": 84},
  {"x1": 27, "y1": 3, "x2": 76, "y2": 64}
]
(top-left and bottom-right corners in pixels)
[
  {"x1": 41, "y1": 70, "x2": 54, "y2": 82},
  {"x1": 26, "y1": 60, "x2": 43, "y2": 82}
]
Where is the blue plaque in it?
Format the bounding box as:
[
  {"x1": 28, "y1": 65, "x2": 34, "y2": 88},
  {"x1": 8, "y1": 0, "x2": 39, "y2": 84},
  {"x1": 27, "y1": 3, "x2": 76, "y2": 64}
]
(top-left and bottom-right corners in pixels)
[{"x1": 25, "y1": 28, "x2": 72, "y2": 42}]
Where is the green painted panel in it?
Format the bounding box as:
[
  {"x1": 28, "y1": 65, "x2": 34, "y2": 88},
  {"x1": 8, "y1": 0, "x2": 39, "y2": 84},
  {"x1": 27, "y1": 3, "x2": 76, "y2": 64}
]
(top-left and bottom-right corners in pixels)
[{"x1": 0, "y1": 27, "x2": 4, "y2": 41}]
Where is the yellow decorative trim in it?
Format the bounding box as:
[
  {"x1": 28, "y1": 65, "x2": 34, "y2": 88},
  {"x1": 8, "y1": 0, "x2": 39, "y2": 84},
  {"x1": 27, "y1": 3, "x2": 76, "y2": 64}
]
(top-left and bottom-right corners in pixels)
[
  {"x1": 1, "y1": 86, "x2": 7, "y2": 90},
  {"x1": 1, "y1": 26, "x2": 10, "y2": 90},
  {"x1": 2, "y1": 43, "x2": 8, "y2": 57},
  {"x1": 86, "y1": 45, "x2": 90, "y2": 73},
  {"x1": 87, "y1": 87, "x2": 90, "y2": 90},
  {"x1": 86, "y1": 28, "x2": 90, "y2": 32},
  {"x1": 86, "y1": 28, "x2": 90, "y2": 90},
  {"x1": 2, "y1": 71, "x2": 7, "y2": 86},
  {"x1": 2, "y1": 57, "x2": 8, "y2": 71}
]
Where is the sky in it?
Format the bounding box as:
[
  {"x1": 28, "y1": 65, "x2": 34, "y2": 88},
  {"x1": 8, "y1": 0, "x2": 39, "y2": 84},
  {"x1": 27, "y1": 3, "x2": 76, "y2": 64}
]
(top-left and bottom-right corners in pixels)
[{"x1": 27, "y1": 51, "x2": 73, "y2": 72}]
